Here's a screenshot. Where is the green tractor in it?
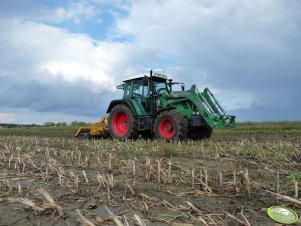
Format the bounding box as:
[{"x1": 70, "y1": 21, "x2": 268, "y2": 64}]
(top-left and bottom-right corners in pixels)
[{"x1": 107, "y1": 70, "x2": 235, "y2": 140}]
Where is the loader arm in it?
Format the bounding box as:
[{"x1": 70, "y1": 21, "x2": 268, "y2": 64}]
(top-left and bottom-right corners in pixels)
[{"x1": 188, "y1": 85, "x2": 235, "y2": 128}]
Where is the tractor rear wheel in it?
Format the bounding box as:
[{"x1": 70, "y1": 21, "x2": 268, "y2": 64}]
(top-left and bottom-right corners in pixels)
[
  {"x1": 154, "y1": 110, "x2": 188, "y2": 141},
  {"x1": 188, "y1": 124, "x2": 212, "y2": 140},
  {"x1": 109, "y1": 104, "x2": 138, "y2": 140}
]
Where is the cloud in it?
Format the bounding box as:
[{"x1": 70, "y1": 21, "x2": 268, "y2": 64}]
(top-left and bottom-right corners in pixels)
[
  {"x1": 0, "y1": 0, "x2": 300, "y2": 123},
  {"x1": 0, "y1": 19, "x2": 111, "y2": 88},
  {"x1": 0, "y1": 18, "x2": 156, "y2": 122},
  {"x1": 0, "y1": 0, "x2": 102, "y2": 25},
  {"x1": 0, "y1": 71, "x2": 108, "y2": 116},
  {"x1": 0, "y1": 112, "x2": 17, "y2": 123},
  {"x1": 41, "y1": 1, "x2": 101, "y2": 24},
  {"x1": 115, "y1": 0, "x2": 301, "y2": 120},
  {"x1": 0, "y1": 107, "x2": 102, "y2": 124}
]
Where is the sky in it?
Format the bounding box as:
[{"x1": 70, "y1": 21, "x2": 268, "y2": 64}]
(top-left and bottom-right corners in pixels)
[{"x1": 0, "y1": 0, "x2": 300, "y2": 124}]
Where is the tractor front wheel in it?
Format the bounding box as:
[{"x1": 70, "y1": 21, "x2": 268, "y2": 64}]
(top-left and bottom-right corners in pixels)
[
  {"x1": 154, "y1": 110, "x2": 188, "y2": 141},
  {"x1": 109, "y1": 104, "x2": 138, "y2": 140}
]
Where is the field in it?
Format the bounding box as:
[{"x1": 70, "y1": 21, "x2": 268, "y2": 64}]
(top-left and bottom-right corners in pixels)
[{"x1": 0, "y1": 122, "x2": 301, "y2": 225}]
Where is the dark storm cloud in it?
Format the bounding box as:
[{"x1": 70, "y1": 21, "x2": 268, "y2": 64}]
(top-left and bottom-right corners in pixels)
[
  {"x1": 117, "y1": 0, "x2": 301, "y2": 121},
  {"x1": 0, "y1": 72, "x2": 116, "y2": 117}
]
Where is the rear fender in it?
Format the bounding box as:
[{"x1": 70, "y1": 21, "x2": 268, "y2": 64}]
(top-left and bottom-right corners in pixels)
[{"x1": 106, "y1": 100, "x2": 137, "y2": 115}]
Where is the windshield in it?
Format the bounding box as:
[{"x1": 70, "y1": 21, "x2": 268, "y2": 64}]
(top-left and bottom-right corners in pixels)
[
  {"x1": 154, "y1": 81, "x2": 166, "y2": 90},
  {"x1": 153, "y1": 81, "x2": 169, "y2": 95}
]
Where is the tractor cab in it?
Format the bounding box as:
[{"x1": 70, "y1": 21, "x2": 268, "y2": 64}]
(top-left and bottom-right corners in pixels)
[
  {"x1": 119, "y1": 73, "x2": 170, "y2": 98},
  {"x1": 116, "y1": 72, "x2": 174, "y2": 115}
]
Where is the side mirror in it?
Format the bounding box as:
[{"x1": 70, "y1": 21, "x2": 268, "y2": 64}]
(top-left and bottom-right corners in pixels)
[{"x1": 116, "y1": 84, "x2": 124, "y2": 90}]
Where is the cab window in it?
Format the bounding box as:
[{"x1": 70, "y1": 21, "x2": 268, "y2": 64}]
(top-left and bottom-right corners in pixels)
[
  {"x1": 123, "y1": 83, "x2": 131, "y2": 99},
  {"x1": 153, "y1": 81, "x2": 168, "y2": 96},
  {"x1": 133, "y1": 80, "x2": 149, "y2": 98}
]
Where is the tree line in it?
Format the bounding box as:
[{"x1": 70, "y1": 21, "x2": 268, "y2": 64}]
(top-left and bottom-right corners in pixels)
[
  {"x1": 43, "y1": 121, "x2": 89, "y2": 127},
  {"x1": 0, "y1": 121, "x2": 89, "y2": 128}
]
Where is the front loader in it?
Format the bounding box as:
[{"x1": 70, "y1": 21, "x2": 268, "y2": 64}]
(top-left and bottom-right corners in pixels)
[{"x1": 107, "y1": 70, "x2": 235, "y2": 140}]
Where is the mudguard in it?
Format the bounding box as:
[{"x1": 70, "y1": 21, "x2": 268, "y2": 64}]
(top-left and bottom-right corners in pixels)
[{"x1": 106, "y1": 99, "x2": 137, "y2": 115}]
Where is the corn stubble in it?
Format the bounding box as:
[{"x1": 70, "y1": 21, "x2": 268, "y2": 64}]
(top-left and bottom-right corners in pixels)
[{"x1": 0, "y1": 134, "x2": 300, "y2": 225}]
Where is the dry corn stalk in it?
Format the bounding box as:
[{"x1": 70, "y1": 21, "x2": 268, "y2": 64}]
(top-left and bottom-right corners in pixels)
[
  {"x1": 171, "y1": 224, "x2": 194, "y2": 226},
  {"x1": 134, "y1": 214, "x2": 147, "y2": 226},
  {"x1": 168, "y1": 160, "x2": 172, "y2": 178},
  {"x1": 264, "y1": 189, "x2": 301, "y2": 206},
  {"x1": 145, "y1": 158, "x2": 151, "y2": 181},
  {"x1": 104, "y1": 205, "x2": 124, "y2": 226},
  {"x1": 132, "y1": 160, "x2": 136, "y2": 176},
  {"x1": 76, "y1": 209, "x2": 95, "y2": 226},
  {"x1": 39, "y1": 188, "x2": 64, "y2": 217},
  {"x1": 244, "y1": 169, "x2": 250, "y2": 198},
  {"x1": 82, "y1": 170, "x2": 88, "y2": 183},
  {"x1": 8, "y1": 197, "x2": 44, "y2": 212},
  {"x1": 108, "y1": 153, "x2": 112, "y2": 170},
  {"x1": 226, "y1": 212, "x2": 246, "y2": 225},
  {"x1": 294, "y1": 179, "x2": 298, "y2": 198},
  {"x1": 191, "y1": 167, "x2": 195, "y2": 188},
  {"x1": 157, "y1": 158, "x2": 162, "y2": 183}
]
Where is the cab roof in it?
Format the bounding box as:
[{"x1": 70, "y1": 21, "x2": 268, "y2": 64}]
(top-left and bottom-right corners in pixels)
[{"x1": 123, "y1": 74, "x2": 168, "y2": 83}]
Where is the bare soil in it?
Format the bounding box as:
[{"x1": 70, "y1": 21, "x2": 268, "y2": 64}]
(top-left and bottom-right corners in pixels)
[{"x1": 0, "y1": 132, "x2": 300, "y2": 225}]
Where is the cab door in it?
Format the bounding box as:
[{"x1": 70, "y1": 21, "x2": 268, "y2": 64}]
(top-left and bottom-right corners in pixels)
[{"x1": 132, "y1": 79, "x2": 149, "y2": 114}]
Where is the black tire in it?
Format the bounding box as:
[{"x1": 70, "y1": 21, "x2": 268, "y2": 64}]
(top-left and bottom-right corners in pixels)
[
  {"x1": 83, "y1": 132, "x2": 91, "y2": 139},
  {"x1": 77, "y1": 131, "x2": 91, "y2": 139},
  {"x1": 188, "y1": 124, "x2": 213, "y2": 140},
  {"x1": 109, "y1": 104, "x2": 138, "y2": 140},
  {"x1": 140, "y1": 130, "x2": 154, "y2": 140},
  {"x1": 154, "y1": 110, "x2": 188, "y2": 141}
]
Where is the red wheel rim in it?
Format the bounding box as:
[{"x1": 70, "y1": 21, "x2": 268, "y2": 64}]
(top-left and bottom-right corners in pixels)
[
  {"x1": 159, "y1": 118, "x2": 176, "y2": 139},
  {"x1": 112, "y1": 112, "x2": 129, "y2": 136}
]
